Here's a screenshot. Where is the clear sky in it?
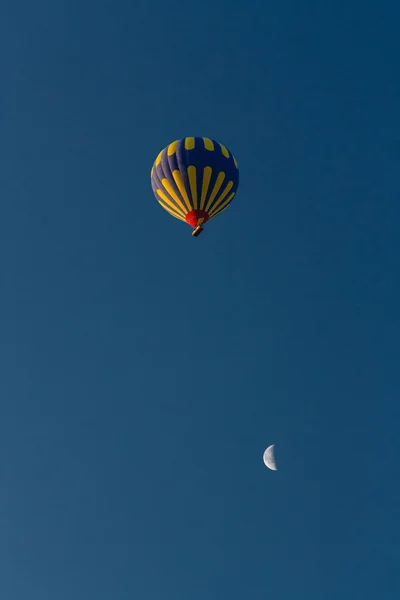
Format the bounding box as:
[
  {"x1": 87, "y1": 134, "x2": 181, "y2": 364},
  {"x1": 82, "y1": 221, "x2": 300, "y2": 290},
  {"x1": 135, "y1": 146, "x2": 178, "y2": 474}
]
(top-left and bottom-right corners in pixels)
[{"x1": 1, "y1": 1, "x2": 399, "y2": 599}]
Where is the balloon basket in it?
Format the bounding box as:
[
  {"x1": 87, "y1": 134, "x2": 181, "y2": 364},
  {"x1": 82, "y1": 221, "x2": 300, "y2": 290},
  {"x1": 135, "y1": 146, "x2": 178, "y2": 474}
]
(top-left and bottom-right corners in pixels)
[{"x1": 192, "y1": 225, "x2": 204, "y2": 238}]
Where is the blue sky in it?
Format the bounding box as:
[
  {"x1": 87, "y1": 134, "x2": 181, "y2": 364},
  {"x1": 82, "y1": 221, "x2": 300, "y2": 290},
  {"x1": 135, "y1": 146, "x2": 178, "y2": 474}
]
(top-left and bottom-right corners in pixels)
[{"x1": 1, "y1": 1, "x2": 399, "y2": 598}]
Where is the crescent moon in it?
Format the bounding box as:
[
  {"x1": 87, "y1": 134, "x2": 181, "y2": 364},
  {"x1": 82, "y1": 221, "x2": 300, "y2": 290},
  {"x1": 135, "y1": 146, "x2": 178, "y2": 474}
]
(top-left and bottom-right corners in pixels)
[{"x1": 263, "y1": 445, "x2": 277, "y2": 471}]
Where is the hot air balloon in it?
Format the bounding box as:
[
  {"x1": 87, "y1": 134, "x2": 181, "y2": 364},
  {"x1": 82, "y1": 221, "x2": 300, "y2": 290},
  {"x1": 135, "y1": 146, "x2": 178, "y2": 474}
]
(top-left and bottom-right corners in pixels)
[{"x1": 151, "y1": 137, "x2": 239, "y2": 237}]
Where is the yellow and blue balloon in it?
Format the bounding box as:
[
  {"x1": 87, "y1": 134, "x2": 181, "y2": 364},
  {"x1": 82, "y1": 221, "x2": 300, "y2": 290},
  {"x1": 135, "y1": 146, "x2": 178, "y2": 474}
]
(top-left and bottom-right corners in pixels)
[{"x1": 151, "y1": 137, "x2": 239, "y2": 236}]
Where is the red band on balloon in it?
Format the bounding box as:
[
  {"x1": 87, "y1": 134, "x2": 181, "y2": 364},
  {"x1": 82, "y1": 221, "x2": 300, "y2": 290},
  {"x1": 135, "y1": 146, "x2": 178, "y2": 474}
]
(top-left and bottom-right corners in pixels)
[{"x1": 185, "y1": 210, "x2": 210, "y2": 227}]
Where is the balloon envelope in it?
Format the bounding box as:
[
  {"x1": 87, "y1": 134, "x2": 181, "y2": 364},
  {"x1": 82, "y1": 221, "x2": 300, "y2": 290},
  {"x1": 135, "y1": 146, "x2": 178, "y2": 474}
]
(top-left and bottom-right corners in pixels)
[{"x1": 151, "y1": 137, "x2": 239, "y2": 231}]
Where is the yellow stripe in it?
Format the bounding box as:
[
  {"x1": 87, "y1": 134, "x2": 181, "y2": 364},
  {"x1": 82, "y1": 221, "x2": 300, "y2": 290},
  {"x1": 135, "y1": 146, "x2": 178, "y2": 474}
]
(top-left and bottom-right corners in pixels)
[
  {"x1": 172, "y1": 170, "x2": 192, "y2": 212},
  {"x1": 233, "y1": 156, "x2": 238, "y2": 169},
  {"x1": 187, "y1": 166, "x2": 198, "y2": 210},
  {"x1": 200, "y1": 166, "x2": 212, "y2": 210},
  {"x1": 205, "y1": 172, "x2": 225, "y2": 212},
  {"x1": 157, "y1": 198, "x2": 186, "y2": 222},
  {"x1": 203, "y1": 138, "x2": 214, "y2": 151},
  {"x1": 160, "y1": 180, "x2": 188, "y2": 215},
  {"x1": 220, "y1": 143, "x2": 229, "y2": 158},
  {"x1": 185, "y1": 137, "x2": 195, "y2": 150},
  {"x1": 209, "y1": 191, "x2": 235, "y2": 218},
  {"x1": 151, "y1": 166, "x2": 154, "y2": 177},
  {"x1": 156, "y1": 150, "x2": 163, "y2": 166},
  {"x1": 167, "y1": 140, "x2": 178, "y2": 156},
  {"x1": 208, "y1": 203, "x2": 230, "y2": 221},
  {"x1": 209, "y1": 181, "x2": 234, "y2": 214},
  {"x1": 156, "y1": 190, "x2": 187, "y2": 218}
]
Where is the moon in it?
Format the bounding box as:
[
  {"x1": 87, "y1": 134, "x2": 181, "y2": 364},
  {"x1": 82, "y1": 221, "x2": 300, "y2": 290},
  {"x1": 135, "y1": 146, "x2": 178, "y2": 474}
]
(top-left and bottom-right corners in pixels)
[{"x1": 263, "y1": 445, "x2": 277, "y2": 471}]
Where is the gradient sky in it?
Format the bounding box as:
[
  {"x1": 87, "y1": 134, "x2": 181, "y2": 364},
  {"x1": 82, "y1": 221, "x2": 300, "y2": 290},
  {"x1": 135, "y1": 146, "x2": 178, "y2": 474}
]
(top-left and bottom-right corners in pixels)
[{"x1": 1, "y1": 2, "x2": 399, "y2": 599}]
